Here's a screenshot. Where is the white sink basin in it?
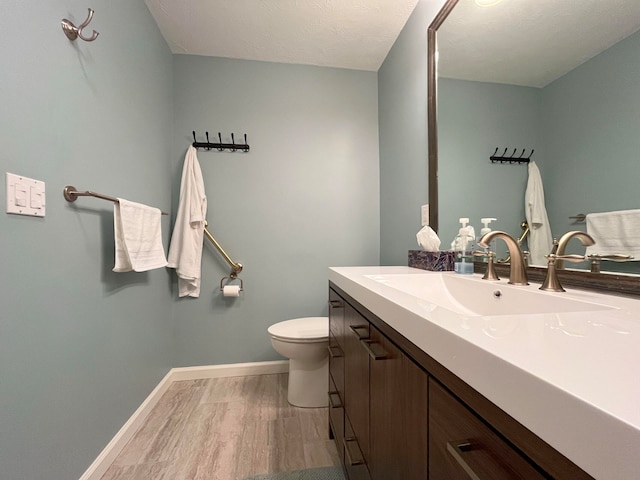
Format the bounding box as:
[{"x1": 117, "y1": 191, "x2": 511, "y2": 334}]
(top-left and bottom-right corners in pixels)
[{"x1": 365, "y1": 272, "x2": 615, "y2": 316}]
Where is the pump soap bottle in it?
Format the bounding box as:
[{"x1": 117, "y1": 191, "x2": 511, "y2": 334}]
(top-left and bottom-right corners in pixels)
[
  {"x1": 454, "y1": 217, "x2": 475, "y2": 274},
  {"x1": 480, "y1": 218, "x2": 497, "y2": 253}
]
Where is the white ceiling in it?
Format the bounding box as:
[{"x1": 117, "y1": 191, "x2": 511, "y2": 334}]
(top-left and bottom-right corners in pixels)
[
  {"x1": 144, "y1": 0, "x2": 640, "y2": 84},
  {"x1": 144, "y1": 0, "x2": 420, "y2": 72},
  {"x1": 438, "y1": 0, "x2": 640, "y2": 88}
]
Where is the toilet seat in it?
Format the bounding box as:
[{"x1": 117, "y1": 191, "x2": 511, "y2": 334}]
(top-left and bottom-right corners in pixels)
[{"x1": 268, "y1": 317, "x2": 328, "y2": 343}]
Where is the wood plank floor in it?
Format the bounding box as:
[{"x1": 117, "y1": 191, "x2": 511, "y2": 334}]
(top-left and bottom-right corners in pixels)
[{"x1": 100, "y1": 373, "x2": 340, "y2": 480}]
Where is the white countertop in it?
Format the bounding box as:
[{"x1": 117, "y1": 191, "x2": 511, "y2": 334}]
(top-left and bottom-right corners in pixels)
[{"x1": 329, "y1": 266, "x2": 640, "y2": 480}]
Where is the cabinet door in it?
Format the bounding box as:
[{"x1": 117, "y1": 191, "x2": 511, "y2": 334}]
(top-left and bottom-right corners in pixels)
[
  {"x1": 344, "y1": 303, "x2": 371, "y2": 463},
  {"x1": 369, "y1": 325, "x2": 429, "y2": 480},
  {"x1": 429, "y1": 379, "x2": 545, "y2": 480}
]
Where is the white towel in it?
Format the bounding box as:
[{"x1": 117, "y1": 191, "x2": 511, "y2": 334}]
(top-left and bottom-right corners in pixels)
[
  {"x1": 585, "y1": 209, "x2": 640, "y2": 260},
  {"x1": 113, "y1": 199, "x2": 167, "y2": 272},
  {"x1": 524, "y1": 161, "x2": 553, "y2": 266},
  {"x1": 167, "y1": 146, "x2": 207, "y2": 297}
]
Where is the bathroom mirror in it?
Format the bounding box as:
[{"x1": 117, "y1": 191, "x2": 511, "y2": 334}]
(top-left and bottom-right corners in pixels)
[{"x1": 429, "y1": 0, "x2": 640, "y2": 281}]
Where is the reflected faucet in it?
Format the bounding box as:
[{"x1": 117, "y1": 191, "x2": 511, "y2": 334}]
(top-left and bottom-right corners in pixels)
[
  {"x1": 478, "y1": 231, "x2": 528, "y2": 285},
  {"x1": 554, "y1": 231, "x2": 595, "y2": 270}
]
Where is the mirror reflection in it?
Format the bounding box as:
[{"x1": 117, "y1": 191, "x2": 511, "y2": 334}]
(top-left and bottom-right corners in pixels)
[{"x1": 435, "y1": 0, "x2": 640, "y2": 273}]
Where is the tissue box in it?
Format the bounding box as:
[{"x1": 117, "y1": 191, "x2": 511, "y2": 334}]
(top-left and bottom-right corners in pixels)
[{"x1": 408, "y1": 250, "x2": 455, "y2": 272}]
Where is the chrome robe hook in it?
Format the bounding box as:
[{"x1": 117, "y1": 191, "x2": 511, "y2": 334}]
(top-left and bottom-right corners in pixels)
[{"x1": 62, "y1": 8, "x2": 99, "y2": 42}]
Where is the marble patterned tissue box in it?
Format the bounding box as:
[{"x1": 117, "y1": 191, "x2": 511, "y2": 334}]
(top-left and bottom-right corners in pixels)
[{"x1": 408, "y1": 250, "x2": 455, "y2": 272}]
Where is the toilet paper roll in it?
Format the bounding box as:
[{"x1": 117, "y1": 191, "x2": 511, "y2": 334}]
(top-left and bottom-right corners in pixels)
[{"x1": 222, "y1": 285, "x2": 241, "y2": 297}]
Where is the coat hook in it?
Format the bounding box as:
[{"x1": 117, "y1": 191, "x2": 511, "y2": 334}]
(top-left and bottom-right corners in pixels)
[
  {"x1": 231, "y1": 133, "x2": 237, "y2": 152},
  {"x1": 205, "y1": 131, "x2": 211, "y2": 150},
  {"x1": 61, "y1": 8, "x2": 99, "y2": 42},
  {"x1": 217, "y1": 132, "x2": 224, "y2": 151},
  {"x1": 192, "y1": 131, "x2": 197, "y2": 143}
]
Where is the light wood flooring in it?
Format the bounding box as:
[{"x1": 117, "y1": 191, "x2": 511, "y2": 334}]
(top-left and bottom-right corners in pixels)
[{"x1": 100, "y1": 373, "x2": 340, "y2": 480}]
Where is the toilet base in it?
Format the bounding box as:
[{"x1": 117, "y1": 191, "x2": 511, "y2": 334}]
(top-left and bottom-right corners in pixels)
[{"x1": 287, "y1": 357, "x2": 329, "y2": 408}]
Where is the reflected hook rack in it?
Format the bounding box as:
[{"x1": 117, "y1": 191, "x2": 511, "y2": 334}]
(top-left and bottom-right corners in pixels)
[
  {"x1": 192, "y1": 131, "x2": 250, "y2": 153},
  {"x1": 490, "y1": 147, "x2": 533, "y2": 164},
  {"x1": 62, "y1": 8, "x2": 100, "y2": 42}
]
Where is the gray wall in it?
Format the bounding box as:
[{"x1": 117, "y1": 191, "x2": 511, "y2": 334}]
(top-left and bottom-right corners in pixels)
[
  {"x1": 0, "y1": 1, "x2": 174, "y2": 479},
  {"x1": 378, "y1": 0, "x2": 446, "y2": 265},
  {"x1": 171, "y1": 56, "x2": 380, "y2": 367}
]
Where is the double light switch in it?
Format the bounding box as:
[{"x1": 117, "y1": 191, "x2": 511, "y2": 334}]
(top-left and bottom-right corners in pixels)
[{"x1": 6, "y1": 173, "x2": 46, "y2": 217}]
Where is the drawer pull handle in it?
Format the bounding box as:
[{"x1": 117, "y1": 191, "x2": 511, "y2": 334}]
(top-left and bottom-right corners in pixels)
[
  {"x1": 328, "y1": 391, "x2": 343, "y2": 409},
  {"x1": 343, "y1": 437, "x2": 365, "y2": 466},
  {"x1": 446, "y1": 440, "x2": 481, "y2": 480},
  {"x1": 327, "y1": 345, "x2": 343, "y2": 358},
  {"x1": 349, "y1": 324, "x2": 370, "y2": 340},
  {"x1": 360, "y1": 339, "x2": 388, "y2": 360},
  {"x1": 329, "y1": 300, "x2": 343, "y2": 309}
]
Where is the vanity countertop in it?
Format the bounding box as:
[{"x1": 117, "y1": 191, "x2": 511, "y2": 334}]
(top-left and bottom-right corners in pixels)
[{"x1": 329, "y1": 266, "x2": 639, "y2": 480}]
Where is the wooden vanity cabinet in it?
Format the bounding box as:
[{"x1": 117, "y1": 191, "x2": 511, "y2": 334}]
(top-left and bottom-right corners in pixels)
[
  {"x1": 329, "y1": 284, "x2": 594, "y2": 480},
  {"x1": 329, "y1": 288, "x2": 429, "y2": 480}
]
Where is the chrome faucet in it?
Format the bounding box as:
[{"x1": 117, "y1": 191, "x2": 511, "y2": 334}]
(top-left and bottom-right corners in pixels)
[
  {"x1": 478, "y1": 231, "x2": 528, "y2": 285},
  {"x1": 554, "y1": 231, "x2": 595, "y2": 270}
]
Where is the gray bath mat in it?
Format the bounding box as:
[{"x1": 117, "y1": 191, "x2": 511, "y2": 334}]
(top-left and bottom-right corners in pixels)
[{"x1": 245, "y1": 466, "x2": 345, "y2": 480}]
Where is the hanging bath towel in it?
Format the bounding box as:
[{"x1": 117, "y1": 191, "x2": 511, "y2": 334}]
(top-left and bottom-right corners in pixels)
[
  {"x1": 167, "y1": 146, "x2": 207, "y2": 297},
  {"x1": 525, "y1": 161, "x2": 553, "y2": 266}
]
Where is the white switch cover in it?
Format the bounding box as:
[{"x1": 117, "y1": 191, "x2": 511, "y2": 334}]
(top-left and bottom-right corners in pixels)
[
  {"x1": 421, "y1": 204, "x2": 429, "y2": 226},
  {"x1": 6, "y1": 173, "x2": 46, "y2": 217}
]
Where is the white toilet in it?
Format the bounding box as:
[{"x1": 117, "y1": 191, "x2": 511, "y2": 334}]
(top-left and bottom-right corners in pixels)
[{"x1": 267, "y1": 317, "x2": 329, "y2": 408}]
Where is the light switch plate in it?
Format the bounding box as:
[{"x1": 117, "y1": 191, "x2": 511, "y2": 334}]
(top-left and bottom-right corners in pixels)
[{"x1": 6, "y1": 173, "x2": 46, "y2": 217}]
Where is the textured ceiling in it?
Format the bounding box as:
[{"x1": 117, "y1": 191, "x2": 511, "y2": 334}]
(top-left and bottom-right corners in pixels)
[
  {"x1": 144, "y1": 0, "x2": 420, "y2": 72},
  {"x1": 438, "y1": 0, "x2": 640, "y2": 88}
]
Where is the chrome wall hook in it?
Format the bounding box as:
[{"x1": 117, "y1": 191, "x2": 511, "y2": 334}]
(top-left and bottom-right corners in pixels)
[{"x1": 62, "y1": 8, "x2": 99, "y2": 42}]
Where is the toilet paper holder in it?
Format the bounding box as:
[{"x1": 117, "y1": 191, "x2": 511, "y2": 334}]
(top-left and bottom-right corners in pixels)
[{"x1": 220, "y1": 276, "x2": 243, "y2": 292}]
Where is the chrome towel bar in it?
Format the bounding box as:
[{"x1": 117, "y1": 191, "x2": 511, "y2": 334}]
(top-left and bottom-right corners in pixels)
[{"x1": 63, "y1": 185, "x2": 168, "y2": 215}]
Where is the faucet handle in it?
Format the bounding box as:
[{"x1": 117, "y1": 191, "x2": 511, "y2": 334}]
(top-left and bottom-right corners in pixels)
[
  {"x1": 473, "y1": 251, "x2": 500, "y2": 281},
  {"x1": 587, "y1": 253, "x2": 634, "y2": 273},
  {"x1": 554, "y1": 254, "x2": 587, "y2": 263}
]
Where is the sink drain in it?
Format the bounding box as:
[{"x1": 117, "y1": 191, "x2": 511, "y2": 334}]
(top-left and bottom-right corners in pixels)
[{"x1": 493, "y1": 290, "x2": 502, "y2": 299}]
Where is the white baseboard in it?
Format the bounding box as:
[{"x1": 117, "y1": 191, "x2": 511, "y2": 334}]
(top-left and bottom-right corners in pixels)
[
  {"x1": 79, "y1": 360, "x2": 289, "y2": 480},
  {"x1": 170, "y1": 360, "x2": 289, "y2": 381}
]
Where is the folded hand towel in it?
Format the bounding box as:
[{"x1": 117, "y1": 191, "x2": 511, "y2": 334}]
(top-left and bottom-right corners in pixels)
[
  {"x1": 113, "y1": 199, "x2": 168, "y2": 272},
  {"x1": 585, "y1": 209, "x2": 640, "y2": 260},
  {"x1": 167, "y1": 146, "x2": 207, "y2": 297}
]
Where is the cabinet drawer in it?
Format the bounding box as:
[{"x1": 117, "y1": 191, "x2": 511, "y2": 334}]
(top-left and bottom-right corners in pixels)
[
  {"x1": 429, "y1": 379, "x2": 544, "y2": 480},
  {"x1": 344, "y1": 415, "x2": 372, "y2": 480},
  {"x1": 329, "y1": 333, "x2": 344, "y2": 394},
  {"x1": 329, "y1": 290, "x2": 345, "y2": 345},
  {"x1": 329, "y1": 375, "x2": 345, "y2": 463}
]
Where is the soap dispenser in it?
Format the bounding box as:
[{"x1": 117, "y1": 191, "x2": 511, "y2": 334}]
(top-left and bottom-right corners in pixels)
[
  {"x1": 454, "y1": 217, "x2": 475, "y2": 274},
  {"x1": 480, "y1": 218, "x2": 497, "y2": 253}
]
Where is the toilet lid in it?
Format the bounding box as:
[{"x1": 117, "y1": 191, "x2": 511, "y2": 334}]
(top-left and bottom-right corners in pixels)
[{"x1": 268, "y1": 317, "x2": 328, "y2": 341}]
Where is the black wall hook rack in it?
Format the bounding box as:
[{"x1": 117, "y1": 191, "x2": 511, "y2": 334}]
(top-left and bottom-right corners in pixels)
[
  {"x1": 192, "y1": 131, "x2": 250, "y2": 153},
  {"x1": 490, "y1": 147, "x2": 533, "y2": 164}
]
